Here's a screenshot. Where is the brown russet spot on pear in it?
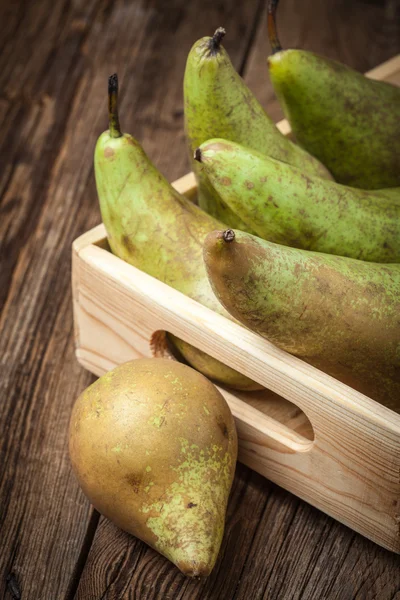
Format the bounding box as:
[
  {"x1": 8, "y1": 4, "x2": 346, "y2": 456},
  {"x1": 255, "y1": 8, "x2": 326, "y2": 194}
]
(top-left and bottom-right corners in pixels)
[
  {"x1": 69, "y1": 358, "x2": 238, "y2": 577},
  {"x1": 94, "y1": 74, "x2": 262, "y2": 391},
  {"x1": 103, "y1": 146, "x2": 114, "y2": 158},
  {"x1": 125, "y1": 473, "x2": 143, "y2": 494},
  {"x1": 203, "y1": 229, "x2": 400, "y2": 412}
]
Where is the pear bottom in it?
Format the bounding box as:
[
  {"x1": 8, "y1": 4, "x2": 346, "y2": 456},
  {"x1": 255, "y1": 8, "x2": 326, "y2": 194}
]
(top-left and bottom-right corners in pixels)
[
  {"x1": 69, "y1": 358, "x2": 238, "y2": 577},
  {"x1": 168, "y1": 334, "x2": 263, "y2": 392}
]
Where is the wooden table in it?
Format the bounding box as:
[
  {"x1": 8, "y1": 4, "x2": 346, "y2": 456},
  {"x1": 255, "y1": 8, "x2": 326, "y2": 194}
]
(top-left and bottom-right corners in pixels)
[{"x1": 1, "y1": 1, "x2": 400, "y2": 598}]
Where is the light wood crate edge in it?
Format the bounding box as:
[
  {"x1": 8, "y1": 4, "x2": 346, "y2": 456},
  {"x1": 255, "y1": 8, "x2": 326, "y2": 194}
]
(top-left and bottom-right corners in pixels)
[
  {"x1": 72, "y1": 217, "x2": 400, "y2": 554},
  {"x1": 72, "y1": 54, "x2": 400, "y2": 553}
]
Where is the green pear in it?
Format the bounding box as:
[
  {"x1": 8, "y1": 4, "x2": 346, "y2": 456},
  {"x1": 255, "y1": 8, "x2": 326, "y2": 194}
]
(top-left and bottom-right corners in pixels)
[
  {"x1": 266, "y1": 0, "x2": 400, "y2": 189},
  {"x1": 196, "y1": 139, "x2": 400, "y2": 263},
  {"x1": 183, "y1": 28, "x2": 332, "y2": 227},
  {"x1": 69, "y1": 358, "x2": 238, "y2": 576},
  {"x1": 203, "y1": 229, "x2": 400, "y2": 411},
  {"x1": 94, "y1": 74, "x2": 262, "y2": 391}
]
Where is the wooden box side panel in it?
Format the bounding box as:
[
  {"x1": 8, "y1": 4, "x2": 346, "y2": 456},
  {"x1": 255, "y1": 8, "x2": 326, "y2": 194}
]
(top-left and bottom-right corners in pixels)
[
  {"x1": 72, "y1": 54, "x2": 400, "y2": 552},
  {"x1": 72, "y1": 240, "x2": 400, "y2": 553}
]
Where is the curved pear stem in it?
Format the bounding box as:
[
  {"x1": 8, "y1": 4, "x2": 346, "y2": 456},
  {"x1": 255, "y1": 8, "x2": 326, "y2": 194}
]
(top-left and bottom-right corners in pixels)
[
  {"x1": 209, "y1": 27, "x2": 226, "y2": 55},
  {"x1": 108, "y1": 73, "x2": 122, "y2": 138},
  {"x1": 267, "y1": 0, "x2": 282, "y2": 54},
  {"x1": 223, "y1": 229, "x2": 235, "y2": 243}
]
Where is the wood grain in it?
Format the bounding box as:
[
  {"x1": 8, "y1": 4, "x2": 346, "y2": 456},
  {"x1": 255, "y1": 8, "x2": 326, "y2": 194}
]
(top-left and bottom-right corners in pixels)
[{"x1": 1, "y1": 0, "x2": 400, "y2": 599}]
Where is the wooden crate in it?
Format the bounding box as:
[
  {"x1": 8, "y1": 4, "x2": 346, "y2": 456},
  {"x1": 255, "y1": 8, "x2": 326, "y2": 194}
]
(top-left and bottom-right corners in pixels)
[{"x1": 72, "y1": 55, "x2": 400, "y2": 554}]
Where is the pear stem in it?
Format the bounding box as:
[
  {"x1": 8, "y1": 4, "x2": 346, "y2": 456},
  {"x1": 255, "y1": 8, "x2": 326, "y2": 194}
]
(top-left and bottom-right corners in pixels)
[
  {"x1": 223, "y1": 229, "x2": 235, "y2": 243},
  {"x1": 194, "y1": 148, "x2": 202, "y2": 162},
  {"x1": 108, "y1": 73, "x2": 122, "y2": 138},
  {"x1": 267, "y1": 0, "x2": 282, "y2": 54},
  {"x1": 209, "y1": 27, "x2": 226, "y2": 55}
]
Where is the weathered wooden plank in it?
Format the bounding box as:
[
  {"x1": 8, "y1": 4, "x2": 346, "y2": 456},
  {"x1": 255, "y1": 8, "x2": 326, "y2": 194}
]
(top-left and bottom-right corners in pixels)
[
  {"x1": 244, "y1": 0, "x2": 400, "y2": 123},
  {"x1": 0, "y1": 0, "x2": 263, "y2": 598},
  {"x1": 76, "y1": 477, "x2": 400, "y2": 600},
  {"x1": 233, "y1": 497, "x2": 400, "y2": 600},
  {"x1": 0, "y1": 0, "x2": 109, "y2": 593},
  {"x1": 0, "y1": 1, "x2": 154, "y2": 598}
]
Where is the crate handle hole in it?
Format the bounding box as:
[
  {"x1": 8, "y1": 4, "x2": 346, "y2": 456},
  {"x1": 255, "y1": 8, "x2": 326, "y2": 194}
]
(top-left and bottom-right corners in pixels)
[{"x1": 150, "y1": 330, "x2": 314, "y2": 444}]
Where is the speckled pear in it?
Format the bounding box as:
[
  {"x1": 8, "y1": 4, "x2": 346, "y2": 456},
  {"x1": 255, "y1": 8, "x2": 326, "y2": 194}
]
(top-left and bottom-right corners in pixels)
[
  {"x1": 267, "y1": 0, "x2": 400, "y2": 189},
  {"x1": 69, "y1": 358, "x2": 238, "y2": 576},
  {"x1": 196, "y1": 139, "x2": 400, "y2": 263},
  {"x1": 183, "y1": 28, "x2": 332, "y2": 227},
  {"x1": 203, "y1": 229, "x2": 400, "y2": 411},
  {"x1": 94, "y1": 74, "x2": 261, "y2": 391}
]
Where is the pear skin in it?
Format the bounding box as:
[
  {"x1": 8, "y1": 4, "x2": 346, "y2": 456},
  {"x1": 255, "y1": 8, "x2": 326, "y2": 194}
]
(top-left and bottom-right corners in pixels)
[
  {"x1": 94, "y1": 75, "x2": 262, "y2": 391},
  {"x1": 183, "y1": 28, "x2": 332, "y2": 226},
  {"x1": 196, "y1": 139, "x2": 400, "y2": 263},
  {"x1": 69, "y1": 358, "x2": 238, "y2": 576},
  {"x1": 203, "y1": 229, "x2": 400, "y2": 411},
  {"x1": 267, "y1": 1, "x2": 400, "y2": 189}
]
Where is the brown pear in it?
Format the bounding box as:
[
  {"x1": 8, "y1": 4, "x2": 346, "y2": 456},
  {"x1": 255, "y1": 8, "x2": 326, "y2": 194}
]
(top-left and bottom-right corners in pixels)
[{"x1": 69, "y1": 358, "x2": 238, "y2": 577}]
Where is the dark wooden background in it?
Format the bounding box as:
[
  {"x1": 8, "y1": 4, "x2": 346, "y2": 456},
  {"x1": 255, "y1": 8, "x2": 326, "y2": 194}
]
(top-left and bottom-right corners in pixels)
[{"x1": 1, "y1": 0, "x2": 400, "y2": 598}]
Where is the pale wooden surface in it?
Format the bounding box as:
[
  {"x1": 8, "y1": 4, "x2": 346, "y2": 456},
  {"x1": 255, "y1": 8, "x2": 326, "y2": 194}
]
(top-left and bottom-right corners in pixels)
[{"x1": 73, "y1": 224, "x2": 400, "y2": 554}]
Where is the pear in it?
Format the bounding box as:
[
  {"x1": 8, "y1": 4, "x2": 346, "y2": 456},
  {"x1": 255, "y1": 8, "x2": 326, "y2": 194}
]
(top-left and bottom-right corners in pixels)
[
  {"x1": 94, "y1": 74, "x2": 262, "y2": 391},
  {"x1": 203, "y1": 229, "x2": 400, "y2": 411},
  {"x1": 267, "y1": 0, "x2": 400, "y2": 189},
  {"x1": 69, "y1": 358, "x2": 238, "y2": 576},
  {"x1": 183, "y1": 28, "x2": 332, "y2": 227},
  {"x1": 196, "y1": 139, "x2": 400, "y2": 263}
]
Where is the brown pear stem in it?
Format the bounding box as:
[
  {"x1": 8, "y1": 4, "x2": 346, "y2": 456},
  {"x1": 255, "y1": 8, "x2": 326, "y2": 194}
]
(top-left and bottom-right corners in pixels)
[
  {"x1": 267, "y1": 0, "x2": 282, "y2": 54},
  {"x1": 208, "y1": 27, "x2": 226, "y2": 55},
  {"x1": 223, "y1": 229, "x2": 235, "y2": 243},
  {"x1": 108, "y1": 73, "x2": 122, "y2": 138},
  {"x1": 194, "y1": 148, "x2": 202, "y2": 162}
]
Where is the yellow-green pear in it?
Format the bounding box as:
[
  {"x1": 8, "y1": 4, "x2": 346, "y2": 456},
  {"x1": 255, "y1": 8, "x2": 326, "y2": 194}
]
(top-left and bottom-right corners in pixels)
[
  {"x1": 203, "y1": 230, "x2": 400, "y2": 411},
  {"x1": 266, "y1": 0, "x2": 400, "y2": 189},
  {"x1": 196, "y1": 139, "x2": 400, "y2": 263},
  {"x1": 69, "y1": 358, "x2": 238, "y2": 577},
  {"x1": 94, "y1": 74, "x2": 262, "y2": 391},
  {"x1": 183, "y1": 27, "x2": 332, "y2": 227}
]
